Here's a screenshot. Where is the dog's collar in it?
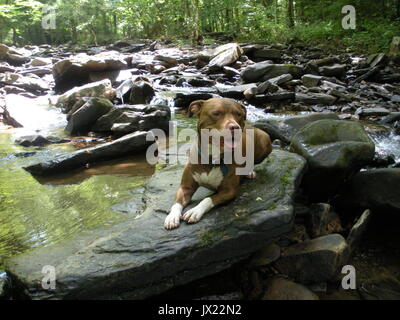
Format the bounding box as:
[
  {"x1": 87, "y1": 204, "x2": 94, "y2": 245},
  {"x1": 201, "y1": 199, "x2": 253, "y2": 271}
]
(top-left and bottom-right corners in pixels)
[{"x1": 196, "y1": 142, "x2": 229, "y2": 176}]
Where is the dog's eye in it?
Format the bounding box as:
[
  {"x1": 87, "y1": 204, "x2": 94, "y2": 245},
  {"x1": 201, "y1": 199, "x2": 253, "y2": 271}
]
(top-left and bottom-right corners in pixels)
[{"x1": 212, "y1": 111, "x2": 221, "y2": 117}]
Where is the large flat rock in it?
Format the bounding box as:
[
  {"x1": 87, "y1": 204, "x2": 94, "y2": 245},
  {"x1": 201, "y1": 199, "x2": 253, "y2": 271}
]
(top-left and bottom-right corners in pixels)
[{"x1": 6, "y1": 149, "x2": 306, "y2": 299}]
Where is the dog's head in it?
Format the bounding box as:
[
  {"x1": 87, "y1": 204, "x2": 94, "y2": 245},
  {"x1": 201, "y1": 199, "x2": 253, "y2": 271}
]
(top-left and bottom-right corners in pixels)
[{"x1": 188, "y1": 98, "x2": 247, "y2": 150}]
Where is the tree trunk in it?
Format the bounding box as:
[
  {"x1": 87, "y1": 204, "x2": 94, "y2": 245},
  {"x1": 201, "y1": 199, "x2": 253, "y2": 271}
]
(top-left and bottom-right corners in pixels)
[{"x1": 287, "y1": 0, "x2": 294, "y2": 28}]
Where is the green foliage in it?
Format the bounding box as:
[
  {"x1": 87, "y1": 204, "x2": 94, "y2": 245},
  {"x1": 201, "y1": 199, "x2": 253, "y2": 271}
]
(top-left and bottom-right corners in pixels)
[{"x1": 0, "y1": 0, "x2": 399, "y2": 53}]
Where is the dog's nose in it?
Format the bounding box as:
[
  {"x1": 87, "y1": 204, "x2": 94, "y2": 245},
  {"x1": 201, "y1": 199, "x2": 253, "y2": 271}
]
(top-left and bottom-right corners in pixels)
[{"x1": 227, "y1": 123, "x2": 240, "y2": 131}]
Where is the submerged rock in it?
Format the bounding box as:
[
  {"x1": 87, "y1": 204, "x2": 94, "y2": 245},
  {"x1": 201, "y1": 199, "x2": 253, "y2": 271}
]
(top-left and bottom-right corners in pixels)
[
  {"x1": 15, "y1": 135, "x2": 70, "y2": 147},
  {"x1": 24, "y1": 131, "x2": 153, "y2": 176},
  {"x1": 9, "y1": 150, "x2": 306, "y2": 299}
]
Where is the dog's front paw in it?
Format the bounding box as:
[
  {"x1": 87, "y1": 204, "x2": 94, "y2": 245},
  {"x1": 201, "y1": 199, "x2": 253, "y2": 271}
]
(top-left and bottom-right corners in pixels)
[
  {"x1": 164, "y1": 212, "x2": 181, "y2": 230},
  {"x1": 164, "y1": 203, "x2": 183, "y2": 230},
  {"x1": 246, "y1": 171, "x2": 257, "y2": 179},
  {"x1": 182, "y1": 206, "x2": 205, "y2": 224}
]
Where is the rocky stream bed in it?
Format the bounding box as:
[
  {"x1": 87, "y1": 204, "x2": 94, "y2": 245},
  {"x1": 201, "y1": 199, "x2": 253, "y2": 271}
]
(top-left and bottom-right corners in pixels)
[{"x1": 0, "y1": 39, "x2": 400, "y2": 300}]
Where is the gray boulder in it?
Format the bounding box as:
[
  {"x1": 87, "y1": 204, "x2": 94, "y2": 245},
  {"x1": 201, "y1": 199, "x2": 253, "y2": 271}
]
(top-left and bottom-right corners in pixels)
[
  {"x1": 318, "y1": 64, "x2": 347, "y2": 78},
  {"x1": 254, "y1": 113, "x2": 339, "y2": 144},
  {"x1": 56, "y1": 79, "x2": 115, "y2": 113},
  {"x1": 53, "y1": 51, "x2": 128, "y2": 92},
  {"x1": 24, "y1": 131, "x2": 153, "y2": 176},
  {"x1": 208, "y1": 43, "x2": 243, "y2": 68},
  {"x1": 217, "y1": 83, "x2": 257, "y2": 99},
  {"x1": 289, "y1": 119, "x2": 375, "y2": 199},
  {"x1": 92, "y1": 104, "x2": 170, "y2": 134},
  {"x1": 355, "y1": 107, "x2": 390, "y2": 117},
  {"x1": 389, "y1": 36, "x2": 400, "y2": 63},
  {"x1": 302, "y1": 74, "x2": 323, "y2": 87},
  {"x1": 10, "y1": 150, "x2": 306, "y2": 299}
]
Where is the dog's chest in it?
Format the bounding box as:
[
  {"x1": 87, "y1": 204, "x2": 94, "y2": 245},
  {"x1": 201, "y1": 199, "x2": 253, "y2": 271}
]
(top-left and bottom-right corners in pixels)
[{"x1": 192, "y1": 167, "x2": 224, "y2": 190}]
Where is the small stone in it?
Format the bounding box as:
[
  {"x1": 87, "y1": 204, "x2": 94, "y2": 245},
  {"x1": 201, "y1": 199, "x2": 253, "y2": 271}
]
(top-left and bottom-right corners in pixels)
[
  {"x1": 309, "y1": 203, "x2": 343, "y2": 238},
  {"x1": 355, "y1": 107, "x2": 390, "y2": 117},
  {"x1": 302, "y1": 74, "x2": 322, "y2": 87}
]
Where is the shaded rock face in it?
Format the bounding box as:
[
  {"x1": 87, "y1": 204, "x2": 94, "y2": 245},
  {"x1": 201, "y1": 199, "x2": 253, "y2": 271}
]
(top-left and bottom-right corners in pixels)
[
  {"x1": 273, "y1": 234, "x2": 349, "y2": 283},
  {"x1": 241, "y1": 62, "x2": 303, "y2": 83},
  {"x1": 65, "y1": 98, "x2": 114, "y2": 135},
  {"x1": 92, "y1": 103, "x2": 171, "y2": 135},
  {"x1": 7, "y1": 150, "x2": 306, "y2": 299},
  {"x1": 53, "y1": 52, "x2": 128, "y2": 93},
  {"x1": 24, "y1": 131, "x2": 153, "y2": 176},
  {"x1": 337, "y1": 169, "x2": 400, "y2": 214},
  {"x1": 129, "y1": 81, "x2": 155, "y2": 104},
  {"x1": 290, "y1": 119, "x2": 375, "y2": 199}
]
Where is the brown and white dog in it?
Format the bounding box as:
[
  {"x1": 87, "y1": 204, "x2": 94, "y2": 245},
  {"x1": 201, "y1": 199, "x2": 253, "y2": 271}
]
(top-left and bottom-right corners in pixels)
[{"x1": 164, "y1": 98, "x2": 272, "y2": 230}]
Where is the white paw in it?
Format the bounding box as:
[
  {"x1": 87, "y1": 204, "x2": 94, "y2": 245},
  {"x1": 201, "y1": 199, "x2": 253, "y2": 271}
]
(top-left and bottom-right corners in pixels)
[
  {"x1": 246, "y1": 171, "x2": 257, "y2": 179},
  {"x1": 164, "y1": 203, "x2": 183, "y2": 230},
  {"x1": 182, "y1": 206, "x2": 205, "y2": 224}
]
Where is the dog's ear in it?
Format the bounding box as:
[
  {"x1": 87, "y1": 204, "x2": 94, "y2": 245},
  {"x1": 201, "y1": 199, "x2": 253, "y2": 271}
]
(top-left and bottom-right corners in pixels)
[{"x1": 188, "y1": 100, "x2": 204, "y2": 117}]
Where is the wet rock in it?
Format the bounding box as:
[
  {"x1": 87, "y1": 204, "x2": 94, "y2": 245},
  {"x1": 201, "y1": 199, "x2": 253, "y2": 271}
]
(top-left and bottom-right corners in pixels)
[
  {"x1": 295, "y1": 93, "x2": 336, "y2": 105},
  {"x1": 129, "y1": 81, "x2": 155, "y2": 104},
  {"x1": 347, "y1": 209, "x2": 371, "y2": 252},
  {"x1": 30, "y1": 57, "x2": 52, "y2": 67},
  {"x1": 92, "y1": 104, "x2": 170, "y2": 134},
  {"x1": 318, "y1": 64, "x2": 346, "y2": 78},
  {"x1": 248, "y1": 243, "x2": 281, "y2": 268},
  {"x1": 0, "y1": 62, "x2": 15, "y2": 73},
  {"x1": 0, "y1": 73, "x2": 48, "y2": 92},
  {"x1": 309, "y1": 203, "x2": 343, "y2": 238},
  {"x1": 174, "y1": 92, "x2": 216, "y2": 109},
  {"x1": 268, "y1": 73, "x2": 293, "y2": 86},
  {"x1": 208, "y1": 43, "x2": 243, "y2": 68},
  {"x1": 254, "y1": 113, "x2": 339, "y2": 144},
  {"x1": 241, "y1": 62, "x2": 303, "y2": 83},
  {"x1": 65, "y1": 97, "x2": 114, "y2": 135},
  {"x1": 262, "y1": 278, "x2": 319, "y2": 300},
  {"x1": 15, "y1": 135, "x2": 69, "y2": 147},
  {"x1": 53, "y1": 52, "x2": 128, "y2": 92},
  {"x1": 302, "y1": 74, "x2": 322, "y2": 87},
  {"x1": 24, "y1": 131, "x2": 153, "y2": 176},
  {"x1": 388, "y1": 36, "x2": 400, "y2": 63},
  {"x1": 217, "y1": 83, "x2": 257, "y2": 99},
  {"x1": 355, "y1": 107, "x2": 390, "y2": 117},
  {"x1": 249, "y1": 92, "x2": 295, "y2": 105},
  {"x1": 256, "y1": 81, "x2": 279, "y2": 94},
  {"x1": 9, "y1": 150, "x2": 306, "y2": 299},
  {"x1": 188, "y1": 78, "x2": 215, "y2": 87},
  {"x1": 56, "y1": 79, "x2": 114, "y2": 113},
  {"x1": 273, "y1": 234, "x2": 349, "y2": 283},
  {"x1": 338, "y1": 168, "x2": 400, "y2": 213},
  {"x1": 222, "y1": 66, "x2": 240, "y2": 77},
  {"x1": 290, "y1": 120, "x2": 375, "y2": 199}
]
